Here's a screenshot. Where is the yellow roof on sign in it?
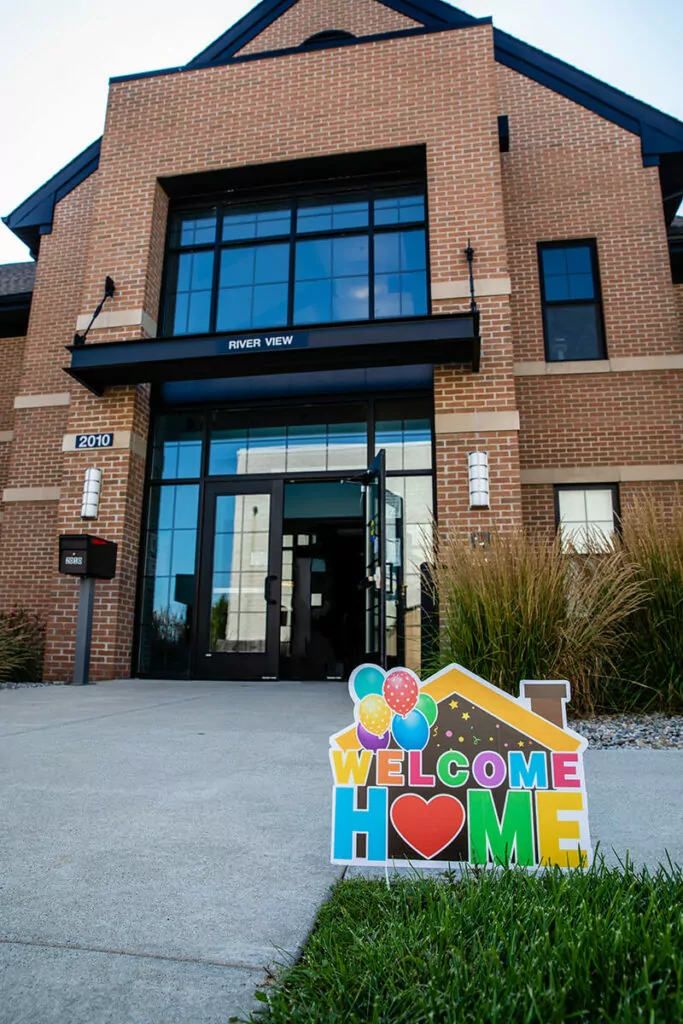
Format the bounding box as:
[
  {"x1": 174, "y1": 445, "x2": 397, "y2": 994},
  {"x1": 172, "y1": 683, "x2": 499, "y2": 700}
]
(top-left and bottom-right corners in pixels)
[{"x1": 332, "y1": 663, "x2": 583, "y2": 753}]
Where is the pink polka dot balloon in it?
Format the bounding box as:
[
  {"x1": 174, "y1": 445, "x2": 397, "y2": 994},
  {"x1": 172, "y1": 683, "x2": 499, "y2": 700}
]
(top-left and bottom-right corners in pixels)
[{"x1": 382, "y1": 668, "x2": 419, "y2": 717}]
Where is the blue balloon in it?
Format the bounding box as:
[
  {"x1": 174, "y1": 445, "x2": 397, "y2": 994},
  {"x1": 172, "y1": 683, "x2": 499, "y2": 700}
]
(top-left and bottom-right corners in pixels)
[
  {"x1": 350, "y1": 664, "x2": 385, "y2": 701},
  {"x1": 392, "y1": 709, "x2": 430, "y2": 751}
]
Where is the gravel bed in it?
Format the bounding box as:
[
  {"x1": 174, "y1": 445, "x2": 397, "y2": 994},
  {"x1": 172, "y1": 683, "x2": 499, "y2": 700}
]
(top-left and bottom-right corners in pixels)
[
  {"x1": 569, "y1": 714, "x2": 683, "y2": 749},
  {"x1": 0, "y1": 681, "x2": 60, "y2": 689}
]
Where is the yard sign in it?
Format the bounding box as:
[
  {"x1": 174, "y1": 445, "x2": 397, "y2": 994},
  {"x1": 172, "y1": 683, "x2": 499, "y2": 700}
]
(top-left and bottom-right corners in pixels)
[{"x1": 330, "y1": 663, "x2": 591, "y2": 868}]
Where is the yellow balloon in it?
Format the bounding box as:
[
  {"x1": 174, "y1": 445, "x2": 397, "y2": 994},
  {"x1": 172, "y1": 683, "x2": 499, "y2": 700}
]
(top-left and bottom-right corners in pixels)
[{"x1": 358, "y1": 693, "x2": 391, "y2": 737}]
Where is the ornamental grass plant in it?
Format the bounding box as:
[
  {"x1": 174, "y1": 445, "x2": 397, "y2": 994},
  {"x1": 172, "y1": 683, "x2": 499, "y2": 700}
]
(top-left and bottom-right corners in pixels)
[
  {"x1": 240, "y1": 860, "x2": 683, "y2": 1024},
  {"x1": 618, "y1": 495, "x2": 683, "y2": 710},
  {"x1": 0, "y1": 608, "x2": 45, "y2": 682},
  {"x1": 426, "y1": 527, "x2": 644, "y2": 715}
]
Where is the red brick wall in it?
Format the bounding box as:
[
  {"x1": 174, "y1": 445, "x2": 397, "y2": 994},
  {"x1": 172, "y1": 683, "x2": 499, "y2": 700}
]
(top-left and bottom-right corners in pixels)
[
  {"x1": 497, "y1": 64, "x2": 682, "y2": 530},
  {"x1": 0, "y1": 335, "x2": 24, "y2": 498},
  {"x1": 0, "y1": 177, "x2": 96, "y2": 623},
  {"x1": 44, "y1": 384, "x2": 150, "y2": 681},
  {"x1": 237, "y1": 0, "x2": 419, "y2": 56},
  {"x1": 516, "y1": 370, "x2": 682, "y2": 469},
  {"x1": 498, "y1": 65, "x2": 679, "y2": 362},
  {"x1": 0, "y1": 336, "x2": 24, "y2": 430},
  {"x1": 674, "y1": 284, "x2": 683, "y2": 338}
]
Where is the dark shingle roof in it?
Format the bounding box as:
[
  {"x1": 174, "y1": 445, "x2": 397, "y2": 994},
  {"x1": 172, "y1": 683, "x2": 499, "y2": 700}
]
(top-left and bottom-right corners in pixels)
[{"x1": 0, "y1": 261, "x2": 36, "y2": 297}]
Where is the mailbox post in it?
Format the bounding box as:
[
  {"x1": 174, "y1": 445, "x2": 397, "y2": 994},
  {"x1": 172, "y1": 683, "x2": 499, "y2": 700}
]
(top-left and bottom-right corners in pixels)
[{"x1": 58, "y1": 535, "x2": 117, "y2": 685}]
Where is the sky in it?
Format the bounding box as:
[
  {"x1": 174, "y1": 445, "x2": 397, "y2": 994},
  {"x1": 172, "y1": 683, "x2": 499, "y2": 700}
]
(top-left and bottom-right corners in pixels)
[{"x1": 1, "y1": 0, "x2": 681, "y2": 265}]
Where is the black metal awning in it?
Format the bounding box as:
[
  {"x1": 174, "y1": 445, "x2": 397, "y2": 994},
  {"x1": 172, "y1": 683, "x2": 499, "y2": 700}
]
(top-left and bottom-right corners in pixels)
[{"x1": 65, "y1": 313, "x2": 480, "y2": 396}]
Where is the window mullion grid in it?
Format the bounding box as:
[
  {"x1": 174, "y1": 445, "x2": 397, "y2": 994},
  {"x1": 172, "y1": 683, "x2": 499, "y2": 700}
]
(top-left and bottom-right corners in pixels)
[
  {"x1": 369, "y1": 188, "x2": 376, "y2": 320},
  {"x1": 287, "y1": 200, "x2": 297, "y2": 327},
  {"x1": 208, "y1": 214, "x2": 223, "y2": 334}
]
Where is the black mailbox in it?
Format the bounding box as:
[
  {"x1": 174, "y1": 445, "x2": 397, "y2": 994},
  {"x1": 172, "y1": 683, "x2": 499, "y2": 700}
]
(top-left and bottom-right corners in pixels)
[{"x1": 58, "y1": 534, "x2": 117, "y2": 580}]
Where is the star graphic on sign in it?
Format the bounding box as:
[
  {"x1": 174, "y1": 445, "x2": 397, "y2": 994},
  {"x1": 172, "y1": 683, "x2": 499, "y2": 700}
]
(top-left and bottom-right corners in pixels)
[
  {"x1": 462, "y1": 712, "x2": 470, "y2": 721},
  {"x1": 518, "y1": 740, "x2": 525, "y2": 747},
  {"x1": 449, "y1": 700, "x2": 459, "y2": 709}
]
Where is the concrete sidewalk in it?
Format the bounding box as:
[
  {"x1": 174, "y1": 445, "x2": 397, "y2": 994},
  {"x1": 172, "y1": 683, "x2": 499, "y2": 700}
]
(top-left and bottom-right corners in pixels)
[
  {"x1": 1, "y1": 679, "x2": 682, "y2": 1024},
  {"x1": 0, "y1": 679, "x2": 351, "y2": 1024}
]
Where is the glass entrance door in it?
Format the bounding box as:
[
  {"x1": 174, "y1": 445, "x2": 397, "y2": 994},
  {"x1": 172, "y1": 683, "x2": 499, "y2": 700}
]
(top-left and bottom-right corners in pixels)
[
  {"x1": 364, "y1": 450, "x2": 404, "y2": 668},
  {"x1": 197, "y1": 480, "x2": 283, "y2": 679}
]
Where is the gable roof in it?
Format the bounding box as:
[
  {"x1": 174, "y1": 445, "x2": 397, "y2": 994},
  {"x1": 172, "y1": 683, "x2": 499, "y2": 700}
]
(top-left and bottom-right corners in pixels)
[
  {"x1": 332, "y1": 663, "x2": 584, "y2": 753},
  {"x1": 5, "y1": 0, "x2": 683, "y2": 254}
]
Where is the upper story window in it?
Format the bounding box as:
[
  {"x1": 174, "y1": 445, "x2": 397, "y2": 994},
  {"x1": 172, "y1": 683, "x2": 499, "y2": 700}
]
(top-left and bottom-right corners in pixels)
[
  {"x1": 162, "y1": 189, "x2": 428, "y2": 337},
  {"x1": 538, "y1": 240, "x2": 605, "y2": 361}
]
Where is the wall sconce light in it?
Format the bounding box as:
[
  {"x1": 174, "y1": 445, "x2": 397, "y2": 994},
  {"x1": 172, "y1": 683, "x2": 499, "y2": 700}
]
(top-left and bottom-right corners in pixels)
[
  {"x1": 468, "y1": 451, "x2": 490, "y2": 509},
  {"x1": 81, "y1": 468, "x2": 102, "y2": 519}
]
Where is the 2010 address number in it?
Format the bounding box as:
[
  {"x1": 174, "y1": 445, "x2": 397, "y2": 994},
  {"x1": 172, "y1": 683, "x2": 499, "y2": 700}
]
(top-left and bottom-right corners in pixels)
[{"x1": 75, "y1": 432, "x2": 114, "y2": 449}]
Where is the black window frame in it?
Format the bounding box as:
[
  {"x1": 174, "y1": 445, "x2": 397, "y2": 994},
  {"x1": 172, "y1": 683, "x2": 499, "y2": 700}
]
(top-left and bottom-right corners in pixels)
[
  {"x1": 553, "y1": 483, "x2": 621, "y2": 548},
  {"x1": 538, "y1": 239, "x2": 606, "y2": 362},
  {"x1": 160, "y1": 182, "x2": 431, "y2": 338}
]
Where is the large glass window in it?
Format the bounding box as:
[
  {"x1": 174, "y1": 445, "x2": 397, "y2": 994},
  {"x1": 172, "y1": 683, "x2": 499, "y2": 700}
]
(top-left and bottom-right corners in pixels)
[
  {"x1": 138, "y1": 484, "x2": 200, "y2": 675},
  {"x1": 162, "y1": 188, "x2": 428, "y2": 336},
  {"x1": 375, "y1": 401, "x2": 432, "y2": 471},
  {"x1": 150, "y1": 413, "x2": 203, "y2": 480},
  {"x1": 209, "y1": 407, "x2": 368, "y2": 475},
  {"x1": 538, "y1": 241, "x2": 605, "y2": 361}
]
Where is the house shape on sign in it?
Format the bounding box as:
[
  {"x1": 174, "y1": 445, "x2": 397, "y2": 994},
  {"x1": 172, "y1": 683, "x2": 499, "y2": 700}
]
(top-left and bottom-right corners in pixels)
[{"x1": 330, "y1": 664, "x2": 591, "y2": 869}]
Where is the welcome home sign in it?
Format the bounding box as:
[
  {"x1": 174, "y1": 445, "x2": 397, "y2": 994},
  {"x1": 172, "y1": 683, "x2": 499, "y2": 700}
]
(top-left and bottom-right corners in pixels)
[{"x1": 329, "y1": 664, "x2": 591, "y2": 868}]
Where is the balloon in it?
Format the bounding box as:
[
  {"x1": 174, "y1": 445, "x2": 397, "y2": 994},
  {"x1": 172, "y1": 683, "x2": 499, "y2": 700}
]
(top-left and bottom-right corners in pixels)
[
  {"x1": 383, "y1": 668, "x2": 419, "y2": 716},
  {"x1": 350, "y1": 664, "x2": 385, "y2": 702},
  {"x1": 392, "y1": 709, "x2": 430, "y2": 751},
  {"x1": 415, "y1": 692, "x2": 438, "y2": 728},
  {"x1": 357, "y1": 723, "x2": 391, "y2": 751},
  {"x1": 358, "y1": 693, "x2": 392, "y2": 736}
]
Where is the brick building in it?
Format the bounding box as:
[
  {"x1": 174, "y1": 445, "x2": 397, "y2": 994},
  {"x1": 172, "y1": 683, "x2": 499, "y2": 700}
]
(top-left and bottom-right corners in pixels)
[{"x1": 1, "y1": 0, "x2": 681, "y2": 683}]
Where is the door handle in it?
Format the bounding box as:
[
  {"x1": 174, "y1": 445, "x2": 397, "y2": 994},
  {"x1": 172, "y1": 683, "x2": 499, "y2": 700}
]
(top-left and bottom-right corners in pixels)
[{"x1": 264, "y1": 574, "x2": 278, "y2": 604}]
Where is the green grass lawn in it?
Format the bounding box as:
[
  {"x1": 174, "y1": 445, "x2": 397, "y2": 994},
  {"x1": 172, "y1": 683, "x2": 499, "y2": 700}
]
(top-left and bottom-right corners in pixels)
[{"x1": 239, "y1": 860, "x2": 683, "y2": 1024}]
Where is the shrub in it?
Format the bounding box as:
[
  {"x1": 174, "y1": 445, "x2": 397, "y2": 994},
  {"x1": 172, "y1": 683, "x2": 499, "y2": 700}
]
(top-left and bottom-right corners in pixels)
[
  {"x1": 0, "y1": 608, "x2": 45, "y2": 682},
  {"x1": 427, "y1": 528, "x2": 644, "y2": 715},
  {"x1": 619, "y1": 495, "x2": 683, "y2": 710}
]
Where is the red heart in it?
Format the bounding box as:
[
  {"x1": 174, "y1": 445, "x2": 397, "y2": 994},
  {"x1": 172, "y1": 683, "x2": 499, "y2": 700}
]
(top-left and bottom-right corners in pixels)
[{"x1": 390, "y1": 794, "x2": 466, "y2": 859}]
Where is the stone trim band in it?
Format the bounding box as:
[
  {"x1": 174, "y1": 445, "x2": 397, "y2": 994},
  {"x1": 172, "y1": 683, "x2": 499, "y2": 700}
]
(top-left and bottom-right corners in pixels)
[
  {"x1": 521, "y1": 466, "x2": 683, "y2": 485},
  {"x1": 515, "y1": 355, "x2": 683, "y2": 376}
]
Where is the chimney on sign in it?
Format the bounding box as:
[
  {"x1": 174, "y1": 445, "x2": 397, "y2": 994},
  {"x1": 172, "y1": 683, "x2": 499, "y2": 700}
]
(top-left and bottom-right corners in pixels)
[{"x1": 521, "y1": 681, "x2": 570, "y2": 729}]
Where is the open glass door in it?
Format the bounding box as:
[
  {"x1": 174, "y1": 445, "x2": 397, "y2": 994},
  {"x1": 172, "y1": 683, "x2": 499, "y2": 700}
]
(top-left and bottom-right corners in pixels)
[
  {"x1": 384, "y1": 486, "x2": 404, "y2": 667},
  {"x1": 197, "y1": 480, "x2": 283, "y2": 679},
  {"x1": 363, "y1": 450, "x2": 404, "y2": 668}
]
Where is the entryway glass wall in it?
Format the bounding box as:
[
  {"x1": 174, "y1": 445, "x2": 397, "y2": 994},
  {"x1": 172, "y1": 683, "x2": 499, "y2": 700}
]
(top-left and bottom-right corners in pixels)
[{"x1": 137, "y1": 395, "x2": 434, "y2": 679}]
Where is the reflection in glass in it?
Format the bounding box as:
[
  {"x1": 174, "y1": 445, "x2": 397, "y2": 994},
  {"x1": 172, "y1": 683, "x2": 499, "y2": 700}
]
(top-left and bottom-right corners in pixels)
[
  {"x1": 374, "y1": 230, "x2": 427, "y2": 318},
  {"x1": 386, "y1": 475, "x2": 433, "y2": 675},
  {"x1": 222, "y1": 204, "x2": 291, "y2": 241},
  {"x1": 171, "y1": 211, "x2": 217, "y2": 247},
  {"x1": 376, "y1": 417, "x2": 432, "y2": 471},
  {"x1": 373, "y1": 194, "x2": 425, "y2": 226},
  {"x1": 294, "y1": 236, "x2": 369, "y2": 324},
  {"x1": 170, "y1": 251, "x2": 214, "y2": 334},
  {"x1": 216, "y1": 243, "x2": 289, "y2": 331},
  {"x1": 151, "y1": 413, "x2": 203, "y2": 480},
  {"x1": 297, "y1": 199, "x2": 369, "y2": 234},
  {"x1": 210, "y1": 493, "x2": 271, "y2": 653},
  {"x1": 139, "y1": 484, "x2": 200, "y2": 675},
  {"x1": 209, "y1": 412, "x2": 367, "y2": 475}
]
